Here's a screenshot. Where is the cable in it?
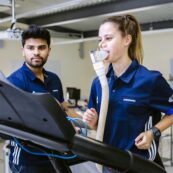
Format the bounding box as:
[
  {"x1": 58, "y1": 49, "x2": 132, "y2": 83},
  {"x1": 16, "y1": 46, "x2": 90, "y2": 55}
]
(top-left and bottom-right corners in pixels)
[
  {"x1": 12, "y1": 116, "x2": 88, "y2": 160},
  {"x1": 66, "y1": 117, "x2": 83, "y2": 134},
  {"x1": 12, "y1": 117, "x2": 88, "y2": 160},
  {"x1": 66, "y1": 117, "x2": 88, "y2": 136},
  {"x1": 13, "y1": 137, "x2": 77, "y2": 160}
]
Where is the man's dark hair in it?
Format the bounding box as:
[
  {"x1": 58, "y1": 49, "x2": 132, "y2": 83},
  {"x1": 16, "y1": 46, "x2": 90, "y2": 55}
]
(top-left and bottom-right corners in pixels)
[{"x1": 22, "y1": 25, "x2": 51, "y2": 47}]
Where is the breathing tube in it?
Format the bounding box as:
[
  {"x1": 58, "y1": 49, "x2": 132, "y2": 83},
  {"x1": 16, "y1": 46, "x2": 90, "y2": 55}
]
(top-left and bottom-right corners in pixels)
[{"x1": 90, "y1": 50, "x2": 109, "y2": 173}]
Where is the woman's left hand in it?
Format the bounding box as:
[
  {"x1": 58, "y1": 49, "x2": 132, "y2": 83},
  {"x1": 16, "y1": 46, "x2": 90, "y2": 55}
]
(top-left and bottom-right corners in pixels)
[{"x1": 135, "y1": 130, "x2": 154, "y2": 149}]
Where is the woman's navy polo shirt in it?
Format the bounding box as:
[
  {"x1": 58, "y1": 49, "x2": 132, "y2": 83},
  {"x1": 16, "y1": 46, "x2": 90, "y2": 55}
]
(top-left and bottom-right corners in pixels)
[
  {"x1": 88, "y1": 59, "x2": 173, "y2": 160},
  {"x1": 7, "y1": 62, "x2": 64, "y2": 166}
]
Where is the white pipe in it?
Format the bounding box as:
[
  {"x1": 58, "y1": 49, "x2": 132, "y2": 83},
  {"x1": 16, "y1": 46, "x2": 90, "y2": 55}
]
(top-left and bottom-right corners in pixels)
[
  {"x1": 11, "y1": 0, "x2": 16, "y2": 28},
  {"x1": 92, "y1": 62, "x2": 109, "y2": 142},
  {"x1": 90, "y1": 50, "x2": 109, "y2": 173}
]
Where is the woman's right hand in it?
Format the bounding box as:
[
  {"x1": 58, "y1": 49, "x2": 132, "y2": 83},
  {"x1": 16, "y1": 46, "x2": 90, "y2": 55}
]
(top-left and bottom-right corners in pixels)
[{"x1": 83, "y1": 108, "x2": 98, "y2": 130}]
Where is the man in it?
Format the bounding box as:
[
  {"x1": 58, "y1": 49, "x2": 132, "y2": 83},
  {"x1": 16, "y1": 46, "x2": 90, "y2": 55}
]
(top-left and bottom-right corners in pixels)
[{"x1": 7, "y1": 25, "x2": 77, "y2": 173}]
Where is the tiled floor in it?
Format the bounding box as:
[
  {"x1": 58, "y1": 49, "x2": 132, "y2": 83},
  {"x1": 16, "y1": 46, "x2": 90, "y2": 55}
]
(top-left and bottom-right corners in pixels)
[{"x1": 0, "y1": 139, "x2": 172, "y2": 173}]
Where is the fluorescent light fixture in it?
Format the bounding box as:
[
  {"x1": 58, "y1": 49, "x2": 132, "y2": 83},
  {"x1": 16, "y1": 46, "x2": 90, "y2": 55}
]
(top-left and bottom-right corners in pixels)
[
  {"x1": 0, "y1": 0, "x2": 11, "y2": 6},
  {"x1": 0, "y1": 0, "x2": 23, "y2": 40},
  {"x1": 0, "y1": 6, "x2": 10, "y2": 12},
  {"x1": 0, "y1": 28, "x2": 22, "y2": 40},
  {"x1": 49, "y1": 30, "x2": 82, "y2": 39},
  {"x1": 52, "y1": 27, "x2": 173, "y2": 45},
  {"x1": 142, "y1": 28, "x2": 173, "y2": 35},
  {"x1": 52, "y1": 37, "x2": 98, "y2": 45}
]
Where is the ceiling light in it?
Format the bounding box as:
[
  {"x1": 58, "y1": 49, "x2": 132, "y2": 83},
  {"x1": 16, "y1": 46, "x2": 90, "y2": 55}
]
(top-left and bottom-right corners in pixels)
[
  {"x1": 0, "y1": 6, "x2": 10, "y2": 12},
  {"x1": 0, "y1": 0, "x2": 22, "y2": 40},
  {"x1": 52, "y1": 27, "x2": 173, "y2": 45},
  {"x1": 142, "y1": 28, "x2": 173, "y2": 35},
  {"x1": 52, "y1": 37, "x2": 98, "y2": 45},
  {"x1": 0, "y1": 0, "x2": 11, "y2": 6},
  {"x1": 0, "y1": 28, "x2": 22, "y2": 40}
]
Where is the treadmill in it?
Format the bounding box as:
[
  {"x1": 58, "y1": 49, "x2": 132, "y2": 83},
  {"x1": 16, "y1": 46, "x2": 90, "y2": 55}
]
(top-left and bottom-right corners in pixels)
[{"x1": 0, "y1": 71, "x2": 166, "y2": 173}]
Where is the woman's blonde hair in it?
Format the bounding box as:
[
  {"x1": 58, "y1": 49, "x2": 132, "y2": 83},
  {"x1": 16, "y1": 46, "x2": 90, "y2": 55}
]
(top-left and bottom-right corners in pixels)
[{"x1": 101, "y1": 14, "x2": 143, "y2": 64}]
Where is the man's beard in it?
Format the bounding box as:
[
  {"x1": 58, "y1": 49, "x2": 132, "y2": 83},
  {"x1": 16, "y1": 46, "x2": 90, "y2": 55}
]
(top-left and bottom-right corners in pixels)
[{"x1": 27, "y1": 58, "x2": 47, "y2": 68}]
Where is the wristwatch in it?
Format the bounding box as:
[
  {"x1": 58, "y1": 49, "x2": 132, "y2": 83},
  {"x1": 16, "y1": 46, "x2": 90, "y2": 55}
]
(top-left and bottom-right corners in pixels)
[{"x1": 150, "y1": 126, "x2": 161, "y2": 141}]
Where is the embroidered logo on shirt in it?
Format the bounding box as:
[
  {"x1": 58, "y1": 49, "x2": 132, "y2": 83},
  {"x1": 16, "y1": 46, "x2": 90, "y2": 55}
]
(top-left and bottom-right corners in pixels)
[
  {"x1": 96, "y1": 96, "x2": 99, "y2": 104},
  {"x1": 168, "y1": 94, "x2": 173, "y2": 102},
  {"x1": 123, "y1": 98, "x2": 136, "y2": 102},
  {"x1": 52, "y1": 89, "x2": 59, "y2": 92}
]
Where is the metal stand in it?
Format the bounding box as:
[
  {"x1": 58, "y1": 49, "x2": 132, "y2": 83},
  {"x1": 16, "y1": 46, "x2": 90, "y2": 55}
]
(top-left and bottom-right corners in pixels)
[
  {"x1": 48, "y1": 156, "x2": 72, "y2": 173},
  {"x1": 3, "y1": 140, "x2": 11, "y2": 173},
  {"x1": 171, "y1": 125, "x2": 173, "y2": 166}
]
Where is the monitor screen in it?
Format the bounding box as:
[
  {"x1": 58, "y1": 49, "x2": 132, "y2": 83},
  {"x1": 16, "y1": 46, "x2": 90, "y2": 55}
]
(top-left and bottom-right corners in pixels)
[{"x1": 66, "y1": 87, "x2": 80, "y2": 101}]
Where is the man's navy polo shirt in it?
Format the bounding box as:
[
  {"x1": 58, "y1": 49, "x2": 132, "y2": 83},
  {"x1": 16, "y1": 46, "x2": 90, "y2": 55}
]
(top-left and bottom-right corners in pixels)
[
  {"x1": 88, "y1": 59, "x2": 173, "y2": 160},
  {"x1": 8, "y1": 63, "x2": 64, "y2": 103},
  {"x1": 7, "y1": 62, "x2": 64, "y2": 166}
]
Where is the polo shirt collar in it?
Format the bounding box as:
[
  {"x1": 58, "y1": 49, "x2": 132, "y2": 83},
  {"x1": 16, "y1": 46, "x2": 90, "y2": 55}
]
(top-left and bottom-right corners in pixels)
[
  {"x1": 106, "y1": 59, "x2": 139, "y2": 83},
  {"x1": 22, "y1": 62, "x2": 48, "y2": 81}
]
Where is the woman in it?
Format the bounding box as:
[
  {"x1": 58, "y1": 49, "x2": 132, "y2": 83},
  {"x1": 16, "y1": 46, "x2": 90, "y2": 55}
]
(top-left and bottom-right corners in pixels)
[{"x1": 83, "y1": 14, "x2": 173, "y2": 172}]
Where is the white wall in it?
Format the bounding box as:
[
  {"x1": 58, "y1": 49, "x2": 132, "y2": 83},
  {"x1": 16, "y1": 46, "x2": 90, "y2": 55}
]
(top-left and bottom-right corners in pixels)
[
  {"x1": 50, "y1": 42, "x2": 97, "y2": 99},
  {"x1": 142, "y1": 30, "x2": 173, "y2": 80},
  {"x1": 0, "y1": 30, "x2": 173, "y2": 100},
  {"x1": 0, "y1": 40, "x2": 23, "y2": 74}
]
